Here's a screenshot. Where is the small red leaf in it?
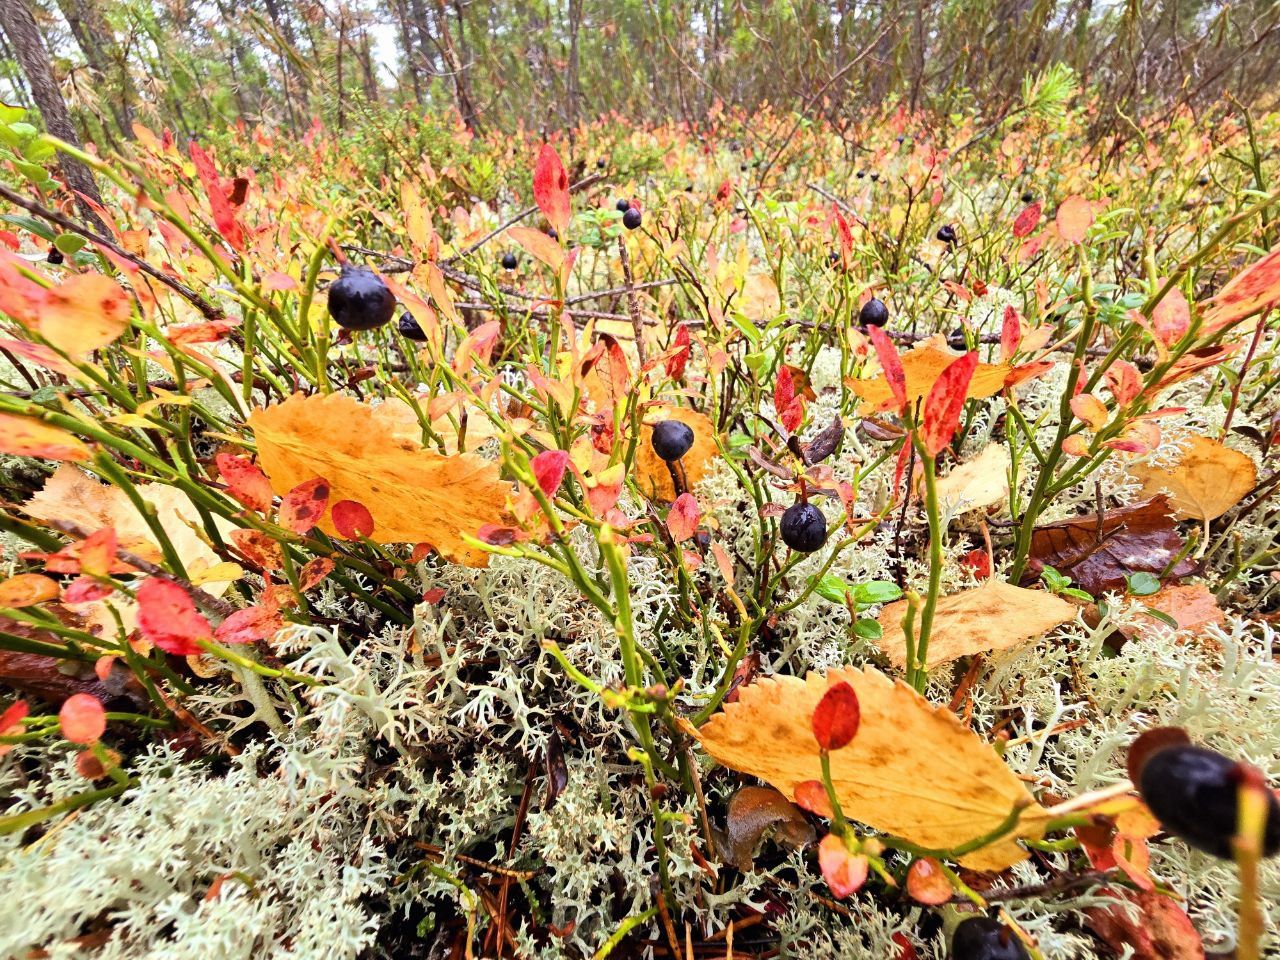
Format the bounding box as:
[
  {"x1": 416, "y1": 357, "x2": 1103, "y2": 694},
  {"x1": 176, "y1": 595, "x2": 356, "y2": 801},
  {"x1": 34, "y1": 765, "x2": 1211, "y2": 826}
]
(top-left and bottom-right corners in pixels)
[
  {"x1": 793, "y1": 779, "x2": 834, "y2": 818},
  {"x1": 1056, "y1": 195, "x2": 1094, "y2": 244},
  {"x1": 818, "y1": 833, "x2": 868, "y2": 898},
  {"x1": 298, "y1": 557, "x2": 334, "y2": 592},
  {"x1": 331, "y1": 499, "x2": 375, "y2": 539},
  {"x1": 1012, "y1": 201, "x2": 1041, "y2": 239},
  {"x1": 905, "y1": 857, "x2": 952, "y2": 905},
  {"x1": 63, "y1": 576, "x2": 113, "y2": 604},
  {"x1": 999, "y1": 306, "x2": 1022, "y2": 362},
  {"x1": 189, "y1": 141, "x2": 245, "y2": 252},
  {"x1": 214, "y1": 605, "x2": 284, "y2": 645},
  {"x1": 667, "y1": 493, "x2": 700, "y2": 543},
  {"x1": 666, "y1": 323, "x2": 691, "y2": 381},
  {"x1": 533, "y1": 144, "x2": 571, "y2": 238},
  {"x1": 919, "y1": 352, "x2": 978, "y2": 457},
  {"x1": 812, "y1": 680, "x2": 860, "y2": 751},
  {"x1": 217, "y1": 454, "x2": 274, "y2": 513},
  {"x1": 136, "y1": 577, "x2": 214, "y2": 656},
  {"x1": 278, "y1": 477, "x2": 329, "y2": 534},
  {"x1": 59, "y1": 693, "x2": 105, "y2": 744},
  {"x1": 867, "y1": 325, "x2": 907, "y2": 414},
  {"x1": 531, "y1": 450, "x2": 570, "y2": 498}
]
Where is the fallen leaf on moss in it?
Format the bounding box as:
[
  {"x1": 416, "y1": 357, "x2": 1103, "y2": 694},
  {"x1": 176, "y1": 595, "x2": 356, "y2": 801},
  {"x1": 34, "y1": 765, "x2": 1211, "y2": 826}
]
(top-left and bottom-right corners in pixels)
[
  {"x1": 848, "y1": 336, "x2": 1018, "y2": 412},
  {"x1": 1127, "y1": 436, "x2": 1255, "y2": 521},
  {"x1": 1085, "y1": 888, "x2": 1204, "y2": 960},
  {"x1": 876, "y1": 580, "x2": 1076, "y2": 668},
  {"x1": 635, "y1": 405, "x2": 720, "y2": 501},
  {"x1": 929, "y1": 443, "x2": 1010, "y2": 514},
  {"x1": 696, "y1": 667, "x2": 1049, "y2": 870},
  {"x1": 1028, "y1": 496, "x2": 1196, "y2": 596},
  {"x1": 248, "y1": 393, "x2": 512, "y2": 566},
  {"x1": 724, "y1": 785, "x2": 815, "y2": 871},
  {"x1": 1118, "y1": 584, "x2": 1224, "y2": 641}
]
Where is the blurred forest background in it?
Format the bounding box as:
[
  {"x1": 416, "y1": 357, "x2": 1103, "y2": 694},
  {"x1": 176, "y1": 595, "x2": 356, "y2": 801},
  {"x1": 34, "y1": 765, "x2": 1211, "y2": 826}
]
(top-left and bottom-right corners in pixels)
[{"x1": 0, "y1": 0, "x2": 1277, "y2": 155}]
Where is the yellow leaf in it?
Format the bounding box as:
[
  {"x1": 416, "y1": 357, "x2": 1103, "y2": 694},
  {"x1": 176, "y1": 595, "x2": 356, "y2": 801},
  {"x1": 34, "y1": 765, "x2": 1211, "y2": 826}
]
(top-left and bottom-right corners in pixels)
[
  {"x1": 876, "y1": 580, "x2": 1077, "y2": 669},
  {"x1": 697, "y1": 667, "x2": 1048, "y2": 870},
  {"x1": 248, "y1": 393, "x2": 512, "y2": 565},
  {"x1": 849, "y1": 336, "x2": 1013, "y2": 412},
  {"x1": 402, "y1": 181, "x2": 429, "y2": 252},
  {"x1": 509, "y1": 226, "x2": 563, "y2": 272},
  {"x1": 0, "y1": 573, "x2": 60, "y2": 607},
  {"x1": 0, "y1": 413, "x2": 90, "y2": 461},
  {"x1": 38, "y1": 273, "x2": 132, "y2": 354},
  {"x1": 738, "y1": 273, "x2": 780, "y2": 323},
  {"x1": 634, "y1": 406, "x2": 720, "y2": 501},
  {"x1": 1126, "y1": 436, "x2": 1256, "y2": 521},
  {"x1": 1055, "y1": 195, "x2": 1094, "y2": 244},
  {"x1": 930, "y1": 443, "x2": 1009, "y2": 514}
]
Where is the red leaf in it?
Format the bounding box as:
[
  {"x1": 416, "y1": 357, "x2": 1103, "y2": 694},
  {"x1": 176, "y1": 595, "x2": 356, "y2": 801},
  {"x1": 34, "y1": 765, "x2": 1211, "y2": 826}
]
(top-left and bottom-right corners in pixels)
[
  {"x1": 999, "y1": 305, "x2": 1022, "y2": 362},
  {"x1": 818, "y1": 834, "x2": 868, "y2": 898},
  {"x1": 775, "y1": 366, "x2": 805, "y2": 432},
  {"x1": 278, "y1": 477, "x2": 330, "y2": 534},
  {"x1": 59, "y1": 692, "x2": 105, "y2": 745},
  {"x1": 230, "y1": 529, "x2": 284, "y2": 571},
  {"x1": 905, "y1": 857, "x2": 952, "y2": 904},
  {"x1": 533, "y1": 144, "x2": 571, "y2": 238},
  {"x1": 331, "y1": 499, "x2": 375, "y2": 539},
  {"x1": 812, "y1": 680, "x2": 860, "y2": 751},
  {"x1": 136, "y1": 577, "x2": 214, "y2": 656},
  {"x1": 1150, "y1": 286, "x2": 1191, "y2": 347},
  {"x1": 1106, "y1": 360, "x2": 1142, "y2": 406},
  {"x1": 919, "y1": 352, "x2": 978, "y2": 457},
  {"x1": 667, "y1": 493, "x2": 700, "y2": 542},
  {"x1": 866, "y1": 325, "x2": 907, "y2": 414},
  {"x1": 189, "y1": 141, "x2": 245, "y2": 252},
  {"x1": 1012, "y1": 201, "x2": 1041, "y2": 239},
  {"x1": 960, "y1": 548, "x2": 992, "y2": 580},
  {"x1": 1056, "y1": 195, "x2": 1094, "y2": 244},
  {"x1": 666, "y1": 323, "x2": 691, "y2": 380},
  {"x1": 793, "y1": 779, "x2": 834, "y2": 818},
  {"x1": 214, "y1": 605, "x2": 283, "y2": 645},
  {"x1": 1085, "y1": 888, "x2": 1204, "y2": 960},
  {"x1": 298, "y1": 557, "x2": 334, "y2": 592},
  {"x1": 0, "y1": 699, "x2": 29, "y2": 756},
  {"x1": 63, "y1": 576, "x2": 113, "y2": 604},
  {"x1": 217, "y1": 454, "x2": 274, "y2": 513},
  {"x1": 531, "y1": 450, "x2": 570, "y2": 498}
]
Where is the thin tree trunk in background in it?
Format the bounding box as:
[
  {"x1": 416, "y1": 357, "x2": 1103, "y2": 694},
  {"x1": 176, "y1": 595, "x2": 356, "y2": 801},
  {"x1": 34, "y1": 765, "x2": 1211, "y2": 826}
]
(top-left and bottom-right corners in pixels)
[
  {"x1": 358, "y1": 27, "x2": 379, "y2": 103},
  {"x1": 0, "y1": 0, "x2": 107, "y2": 232},
  {"x1": 390, "y1": 0, "x2": 422, "y2": 102},
  {"x1": 566, "y1": 0, "x2": 581, "y2": 147},
  {"x1": 433, "y1": 0, "x2": 479, "y2": 129},
  {"x1": 53, "y1": 0, "x2": 131, "y2": 136},
  {"x1": 260, "y1": 0, "x2": 305, "y2": 128},
  {"x1": 335, "y1": 10, "x2": 346, "y2": 128}
]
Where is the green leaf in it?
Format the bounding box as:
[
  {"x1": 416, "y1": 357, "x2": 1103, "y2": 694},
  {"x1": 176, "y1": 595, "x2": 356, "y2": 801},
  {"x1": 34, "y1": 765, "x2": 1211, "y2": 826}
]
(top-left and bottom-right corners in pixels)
[
  {"x1": 853, "y1": 617, "x2": 882, "y2": 640},
  {"x1": 813, "y1": 574, "x2": 851, "y2": 605},
  {"x1": 0, "y1": 103, "x2": 26, "y2": 125},
  {"x1": 1126, "y1": 572, "x2": 1161, "y2": 597},
  {"x1": 53, "y1": 234, "x2": 86, "y2": 255},
  {"x1": 1144, "y1": 609, "x2": 1180, "y2": 629},
  {"x1": 14, "y1": 160, "x2": 48, "y2": 183},
  {"x1": 21, "y1": 138, "x2": 54, "y2": 164},
  {"x1": 1063, "y1": 588, "x2": 1092, "y2": 602},
  {"x1": 852, "y1": 581, "x2": 903, "y2": 606},
  {"x1": 0, "y1": 214, "x2": 55, "y2": 242}
]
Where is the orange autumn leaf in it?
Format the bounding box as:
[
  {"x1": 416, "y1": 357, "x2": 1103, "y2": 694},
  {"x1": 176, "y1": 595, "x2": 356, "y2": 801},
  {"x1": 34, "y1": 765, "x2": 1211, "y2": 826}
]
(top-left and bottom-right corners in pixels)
[
  {"x1": 876, "y1": 579, "x2": 1077, "y2": 669},
  {"x1": 1056, "y1": 195, "x2": 1094, "y2": 243},
  {"x1": 0, "y1": 413, "x2": 90, "y2": 462},
  {"x1": 248, "y1": 393, "x2": 512, "y2": 566},
  {"x1": 38, "y1": 273, "x2": 133, "y2": 355},
  {"x1": 634, "y1": 405, "x2": 720, "y2": 501},
  {"x1": 848, "y1": 336, "x2": 1014, "y2": 412},
  {"x1": 1118, "y1": 584, "x2": 1225, "y2": 642},
  {"x1": 1126, "y1": 436, "x2": 1256, "y2": 521},
  {"x1": 1202, "y1": 247, "x2": 1280, "y2": 331},
  {"x1": 0, "y1": 573, "x2": 60, "y2": 608},
  {"x1": 509, "y1": 226, "x2": 563, "y2": 271},
  {"x1": 696, "y1": 667, "x2": 1049, "y2": 870}
]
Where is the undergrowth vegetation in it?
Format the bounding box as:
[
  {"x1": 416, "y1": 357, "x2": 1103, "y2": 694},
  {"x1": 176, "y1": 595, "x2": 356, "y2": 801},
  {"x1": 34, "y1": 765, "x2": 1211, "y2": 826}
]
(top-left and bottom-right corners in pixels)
[{"x1": 1, "y1": 76, "x2": 1280, "y2": 959}]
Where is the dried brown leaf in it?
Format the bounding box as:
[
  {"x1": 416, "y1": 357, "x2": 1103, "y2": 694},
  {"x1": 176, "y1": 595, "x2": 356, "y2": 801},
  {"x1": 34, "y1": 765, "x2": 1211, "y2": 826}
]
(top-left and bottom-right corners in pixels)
[{"x1": 1127, "y1": 436, "x2": 1256, "y2": 521}]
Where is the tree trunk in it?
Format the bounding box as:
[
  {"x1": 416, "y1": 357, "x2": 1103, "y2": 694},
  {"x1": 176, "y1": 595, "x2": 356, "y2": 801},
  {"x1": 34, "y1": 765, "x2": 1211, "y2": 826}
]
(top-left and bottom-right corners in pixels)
[{"x1": 0, "y1": 0, "x2": 107, "y2": 232}]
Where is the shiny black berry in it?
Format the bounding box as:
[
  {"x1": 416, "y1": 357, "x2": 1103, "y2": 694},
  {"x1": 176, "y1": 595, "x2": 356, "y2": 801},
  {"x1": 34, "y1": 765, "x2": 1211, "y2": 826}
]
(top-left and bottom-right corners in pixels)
[
  {"x1": 856, "y1": 171, "x2": 865, "y2": 179},
  {"x1": 616, "y1": 198, "x2": 631, "y2": 212},
  {"x1": 547, "y1": 227, "x2": 559, "y2": 241},
  {"x1": 398, "y1": 311, "x2": 428, "y2": 342},
  {"x1": 328, "y1": 265, "x2": 395, "y2": 331},
  {"x1": 1197, "y1": 175, "x2": 1209, "y2": 186},
  {"x1": 46, "y1": 246, "x2": 64, "y2": 265},
  {"x1": 858, "y1": 297, "x2": 889, "y2": 328},
  {"x1": 1138, "y1": 744, "x2": 1280, "y2": 859},
  {"x1": 651, "y1": 420, "x2": 694, "y2": 462},
  {"x1": 948, "y1": 328, "x2": 967, "y2": 350},
  {"x1": 827, "y1": 251, "x2": 841, "y2": 267},
  {"x1": 869, "y1": 172, "x2": 880, "y2": 182},
  {"x1": 623, "y1": 207, "x2": 643, "y2": 230},
  {"x1": 1020, "y1": 191, "x2": 1035, "y2": 204},
  {"x1": 780, "y1": 502, "x2": 826, "y2": 553},
  {"x1": 937, "y1": 224, "x2": 957, "y2": 245},
  {"x1": 951, "y1": 916, "x2": 1029, "y2": 960},
  {"x1": 502, "y1": 251, "x2": 518, "y2": 270},
  {"x1": 596, "y1": 157, "x2": 606, "y2": 169}
]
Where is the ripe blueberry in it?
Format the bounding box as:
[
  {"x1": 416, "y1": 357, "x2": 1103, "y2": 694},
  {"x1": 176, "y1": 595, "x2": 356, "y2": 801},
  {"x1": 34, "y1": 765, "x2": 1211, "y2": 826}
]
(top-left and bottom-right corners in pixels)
[
  {"x1": 623, "y1": 207, "x2": 643, "y2": 230},
  {"x1": 328, "y1": 265, "x2": 395, "y2": 331},
  {"x1": 1197, "y1": 175, "x2": 1209, "y2": 186},
  {"x1": 398, "y1": 311, "x2": 428, "y2": 342},
  {"x1": 46, "y1": 246, "x2": 64, "y2": 265},
  {"x1": 951, "y1": 916, "x2": 1029, "y2": 960},
  {"x1": 547, "y1": 227, "x2": 559, "y2": 241},
  {"x1": 947, "y1": 328, "x2": 967, "y2": 350},
  {"x1": 502, "y1": 251, "x2": 518, "y2": 270},
  {"x1": 858, "y1": 297, "x2": 889, "y2": 328},
  {"x1": 869, "y1": 172, "x2": 880, "y2": 182},
  {"x1": 937, "y1": 224, "x2": 957, "y2": 245},
  {"x1": 1138, "y1": 743, "x2": 1280, "y2": 859},
  {"x1": 1020, "y1": 191, "x2": 1035, "y2": 203},
  {"x1": 596, "y1": 157, "x2": 606, "y2": 169},
  {"x1": 616, "y1": 198, "x2": 632, "y2": 212},
  {"x1": 651, "y1": 420, "x2": 694, "y2": 462},
  {"x1": 780, "y1": 502, "x2": 826, "y2": 553},
  {"x1": 856, "y1": 171, "x2": 865, "y2": 179}
]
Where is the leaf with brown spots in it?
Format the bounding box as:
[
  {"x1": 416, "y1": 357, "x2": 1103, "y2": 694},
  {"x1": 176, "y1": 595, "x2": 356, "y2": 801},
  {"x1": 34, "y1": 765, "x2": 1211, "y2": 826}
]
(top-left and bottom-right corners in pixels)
[
  {"x1": 1028, "y1": 496, "x2": 1197, "y2": 596},
  {"x1": 248, "y1": 393, "x2": 512, "y2": 566},
  {"x1": 696, "y1": 667, "x2": 1050, "y2": 870},
  {"x1": 875, "y1": 580, "x2": 1077, "y2": 669},
  {"x1": 1127, "y1": 436, "x2": 1256, "y2": 521},
  {"x1": 634, "y1": 405, "x2": 721, "y2": 501}
]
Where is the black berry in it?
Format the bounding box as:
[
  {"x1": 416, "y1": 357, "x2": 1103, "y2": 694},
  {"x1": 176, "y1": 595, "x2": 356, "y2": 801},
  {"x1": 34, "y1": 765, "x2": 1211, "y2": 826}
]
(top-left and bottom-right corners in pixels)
[
  {"x1": 1020, "y1": 191, "x2": 1035, "y2": 204},
  {"x1": 1138, "y1": 744, "x2": 1280, "y2": 859},
  {"x1": 596, "y1": 157, "x2": 606, "y2": 169},
  {"x1": 46, "y1": 246, "x2": 64, "y2": 265},
  {"x1": 947, "y1": 328, "x2": 967, "y2": 350},
  {"x1": 502, "y1": 251, "x2": 518, "y2": 270},
  {"x1": 623, "y1": 207, "x2": 643, "y2": 230},
  {"x1": 858, "y1": 297, "x2": 889, "y2": 328},
  {"x1": 547, "y1": 227, "x2": 559, "y2": 241},
  {"x1": 398, "y1": 311, "x2": 428, "y2": 342},
  {"x1": 328, "y1": 265, "x2": 395, "y2": 331},
  {"x1": 780, "y1": 502, "x2": 826, "y2": 553},
  {"x1": 869, "y1": 172, "x2": 880, "y2": 182},
  {"x1": 651, "y1": 420, "x2": 694, "y2": 462},
  {"x1": 937, "y1": 224, "x2": 957, "y2": 244},
  {"x1": 616, "y1": 198, "x2": 631, "y2": 212},
  {"x1": 1197, "y1": 175, "x2": 1209, "y2": 186},
  {"x1": 856, "y1": 171, "x2": 865, "y2": 179},
  {"x1": 827, "y1": 251, "x2": 841, "y2": 267},
  {"x1": 951, "y1": 916, "x2": 1029, "y2": 960}
]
